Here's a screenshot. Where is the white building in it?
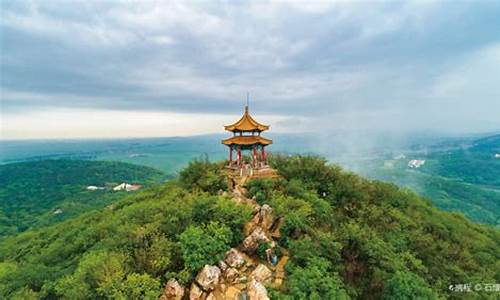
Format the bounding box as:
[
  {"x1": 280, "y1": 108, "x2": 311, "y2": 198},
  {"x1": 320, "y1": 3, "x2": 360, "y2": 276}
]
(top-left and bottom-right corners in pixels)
[
  {"x1": 408, "y1": 159, "x2": 425, "y2": 168},
  {"x1": 87, "y1": 185, "x2": 104, "y2": 190},
  {"x1": 113, "y1": 183, "x2": 142, "y2": 192}
]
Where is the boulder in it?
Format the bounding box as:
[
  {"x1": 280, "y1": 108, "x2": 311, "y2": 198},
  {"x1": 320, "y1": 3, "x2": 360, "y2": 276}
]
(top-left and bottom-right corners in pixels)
[
  {"x1": 247, "y1": 279, "x2": 269, "y2": 300},
  {"x1": 218, "y1": 260, "x2": 228, "y2": 272},
  {"x1": 270, "y1": 218, "x2": 283, "y2": 239},
  {"x1": 245, "y1": 205, "x2": 274, "y2": 235},
  {"x1": 206, "y1": 293, "x2": 215, "y2": 300},
  {"x1": 250, "y1": 264, "x2": 272, "y2": 283},
  {"x1": 224, "y1": 248, "x2": 245, "y2": 269},
  {"x1": 224, "y1": 286, "x2": 243, "y2": 300},
  {"x1": 259, "y1": 205, "x2": 274, "y2": 230},
  {"x1": 242, "y1": 227, "x2": 270, "y2": 254},
  {"x1": 189, "y1": 283, "x2": 206, "y2": 300},
  {"x1": 235, "y1": 275, "x2": 247, "y2": 284},
  {"x1": 161, "y1": 279, "x2": 185, "y2": 300},
  {"x1": 224, "y1": 267, "x2": 239, "y2": 283},
  {"x1": 244, "y1": 221, "x2": 257, "y2": 236},
  {"x1": 195, "y1": 265, "x2": 221, "y2": 291}
]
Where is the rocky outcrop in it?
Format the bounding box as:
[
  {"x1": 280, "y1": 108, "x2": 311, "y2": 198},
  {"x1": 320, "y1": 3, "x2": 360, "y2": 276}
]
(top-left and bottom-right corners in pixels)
[
  {"x1": 160, "y1": 279, "x2": 185, "y2": 300},
  {"x1": 247, "y1": 279, "x2": 269, "y2": 300},
  {"x1": 245, "y1": 204, "x2": 275, "y2": 236},
  {"x1": 189, "y1": 283, "x2": 206, "y2": 300},
  {"x1": 218, "y1": 260, "x2": 228, "y2": 272},
  {"x1": 224, "y1": 248, "x2": 245, "y2": 268},
  {"x1": 242, "y1": 227, "x2": 270, "y2": 254},
  {"x1": 250, "y1": 264, "x2": 272, "y2": 283},
  {"x1": 224, "y1": 267, "x2": 240, "y2": 283},
  {"x1": 258, "y1": 204, "x2": 274, "y2": 230},
  {"x1": 195, "y1": 265, "x2": 221, "y2": 291},
  {"x1": 172, "y1": 172, "x2": 286, "y2": 300}
]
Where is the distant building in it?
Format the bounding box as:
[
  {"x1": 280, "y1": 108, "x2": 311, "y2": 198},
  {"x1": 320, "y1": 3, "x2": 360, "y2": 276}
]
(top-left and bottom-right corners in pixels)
[
  {"x1": 113, "y1": 183, "x2": 142, "y2": 192},
  {"x1": 129, "y1": 153, "x2": 148, "y2": 158},
  {"x1": 393, "y1": 154, "x2": 406, "y2": 160},
  {"x1": 408, "y1": 159, "x2": 425, "y2": 168},
  {"x1": 87, "y1": 185, "x2": 105, "y2": 190}
]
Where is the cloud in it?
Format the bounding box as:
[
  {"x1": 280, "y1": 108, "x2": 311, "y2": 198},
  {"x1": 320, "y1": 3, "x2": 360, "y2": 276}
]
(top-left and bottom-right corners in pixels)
[
  {"x1": 1, "y1": 0, "x2": 500, "y2": 138},
  {"x1": 0, "y1": 107, "x2": 289, "y2": 139}
]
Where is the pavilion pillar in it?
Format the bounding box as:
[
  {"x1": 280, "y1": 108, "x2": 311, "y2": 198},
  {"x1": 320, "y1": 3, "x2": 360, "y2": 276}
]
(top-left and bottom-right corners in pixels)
[
  {"x1": 237, "y1": 147, "x2": 241, "y2": 166},
  {"x1": 261, "y1": 145, "x2": 265, "y2": 163},
  {"x1": 229, "y1": 145, "x2": 233, "y2": 164},
  {"x1": 253, "y1": 145, "x2": 257, "y2": 167}
]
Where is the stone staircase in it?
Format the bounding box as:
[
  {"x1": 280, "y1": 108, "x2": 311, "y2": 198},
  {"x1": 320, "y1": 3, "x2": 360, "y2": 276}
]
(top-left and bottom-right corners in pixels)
[{"x1": 160, "y1": 173, "x2": 288, "y2": 300}]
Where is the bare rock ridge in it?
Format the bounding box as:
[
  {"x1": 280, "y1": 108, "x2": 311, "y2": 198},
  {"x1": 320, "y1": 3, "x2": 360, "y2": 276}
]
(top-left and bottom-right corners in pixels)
[{"x1": 159, "y1": 174, "x2": 288, "y2": 300}]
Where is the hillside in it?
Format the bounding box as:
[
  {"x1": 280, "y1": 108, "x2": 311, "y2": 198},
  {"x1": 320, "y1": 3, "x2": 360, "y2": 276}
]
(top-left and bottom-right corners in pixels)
[
  {"x1": 0, "y1": 160, "x2": 165, "y2": 236},
  {"x1": 0, "y1": 155, "x2": 498, "y2": 299},
  {"x1": 354, "y1": 134, "x2": 500, "y2": 226},
  {"x1": 2, "y1": 134, "x2": 499, "y2": 227}
]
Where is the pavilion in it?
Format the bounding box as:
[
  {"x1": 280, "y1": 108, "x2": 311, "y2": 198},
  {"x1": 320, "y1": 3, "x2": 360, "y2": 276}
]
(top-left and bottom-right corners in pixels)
[{"x1": 222, "y1": 105, "x2": 272, "y2": 171}]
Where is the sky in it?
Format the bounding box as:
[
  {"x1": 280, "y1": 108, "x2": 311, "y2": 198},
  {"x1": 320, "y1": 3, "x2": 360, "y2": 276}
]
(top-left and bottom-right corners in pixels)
[{"x1": 1, "y1": 0, "x2": 500, "y2": 139}]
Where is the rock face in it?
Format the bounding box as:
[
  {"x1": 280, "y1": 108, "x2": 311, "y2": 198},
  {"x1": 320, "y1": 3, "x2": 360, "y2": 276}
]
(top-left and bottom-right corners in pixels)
[
  {"x1": 224, "y1": 248, "x2": 245, "y2": 269},
  {"x1": 160, "y1": 279, "x2": 185, "y2": 300},
  {"x1": 259, "y1": 204, "x2": 274, "y2": 230},
  {"x1": 224, "y1": 285, "x2": 243, "y2": 299},
  {"x1": 224, "y1": 267, "x2": 240, "y2": 283},
  {"x1": 247, "y1": 279, "x2": 269, "y2": 300},
  {"x1": 250, "y1": 264, "x2": 272, "y2": 283},
  {"x1": 245, "y1": 204, "x2": 275, "y2": 236},
  {"x1": 242, "y1": 227, "x2": 270, "y2": 254},
  {"x1": 218, "y1": 260, "x2": 228, "y2": 272},
  {"x1": 189, "y1": 283, "x2": 206, "y2": 300},
  {"x1": 205, "y1": 292, "x2": 215, "y2": 300},
  {"x1": 195, "y1": 265, "x2": 221, "y2": 291}
]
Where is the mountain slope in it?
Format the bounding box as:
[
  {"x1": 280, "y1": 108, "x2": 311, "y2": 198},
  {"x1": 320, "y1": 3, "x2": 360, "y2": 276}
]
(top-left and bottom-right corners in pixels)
[
  {"x1": 0, "y1": 156, "x2": 498, "y2": 299},
  {"x1": 356, "y1": 134, "x2": 500, "y2": 226},
  {"x1": 0, "y1": 160, "x2": 165, "y2": 236}
]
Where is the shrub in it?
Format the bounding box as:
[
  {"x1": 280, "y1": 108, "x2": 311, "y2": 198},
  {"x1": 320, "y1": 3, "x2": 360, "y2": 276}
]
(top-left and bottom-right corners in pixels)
[
  {"x1": 285, "y1": 257, "x2": 349, "y2": 300},
  {"x1": 383, "y1": 271, "x2": 438, "y2": 300},
  {"x1": 179, "y1": 158, "x2": 227, "y2": 194},
  {"x1": 119, "y1": 273, "x2": 160, "y2": 300},
  {"x1": 179, "y1": 221, "x2": 232, "y2": 271}
]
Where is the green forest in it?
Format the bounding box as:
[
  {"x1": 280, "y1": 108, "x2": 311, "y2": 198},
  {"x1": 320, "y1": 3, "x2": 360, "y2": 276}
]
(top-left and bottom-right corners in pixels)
[
  {"x1": 0, "y1": 160, "x2": 165, "y2": 236},
  {"x1": 1, "y1": 155, "x2": 498, "y2": 299},
  {"x1": 357, "y1": 135, "x2": 500, "y2": 226}
]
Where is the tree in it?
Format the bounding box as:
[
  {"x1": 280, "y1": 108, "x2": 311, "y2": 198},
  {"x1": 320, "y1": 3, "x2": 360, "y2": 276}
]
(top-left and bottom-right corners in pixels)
[
  {"x1": 119, "y1": 273, "x2": 160, "y2": 300},
  {"x1": 179, "y1": 221, "x2": 232, "y2": 271},
  {"x1": 55, "y1": 251, "x2": 127, "y2": 299},
  {"x1": 179, "y1": 158, "x2": 227, "y2": 194},
  {"x1": 286, "y1": 257, "x2": 349, "y2": 300},
  {"x1": 383, "y1": 271, "x2": 438, "y2": 300}
]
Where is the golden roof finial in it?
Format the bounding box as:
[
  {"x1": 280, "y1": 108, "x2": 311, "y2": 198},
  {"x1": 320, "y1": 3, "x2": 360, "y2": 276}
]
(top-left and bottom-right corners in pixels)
[{"x1": 245, "y1": 92, "x2": 249, "y2": 112}]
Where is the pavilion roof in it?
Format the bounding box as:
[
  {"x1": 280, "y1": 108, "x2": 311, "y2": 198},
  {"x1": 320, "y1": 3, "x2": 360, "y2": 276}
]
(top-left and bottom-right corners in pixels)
[
  {"x1": 221, "y1": 135, "x2": 272, "y2": 146},
  {"x1": 224, "y1": 106, "x2": 270, "y2": 132}
]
